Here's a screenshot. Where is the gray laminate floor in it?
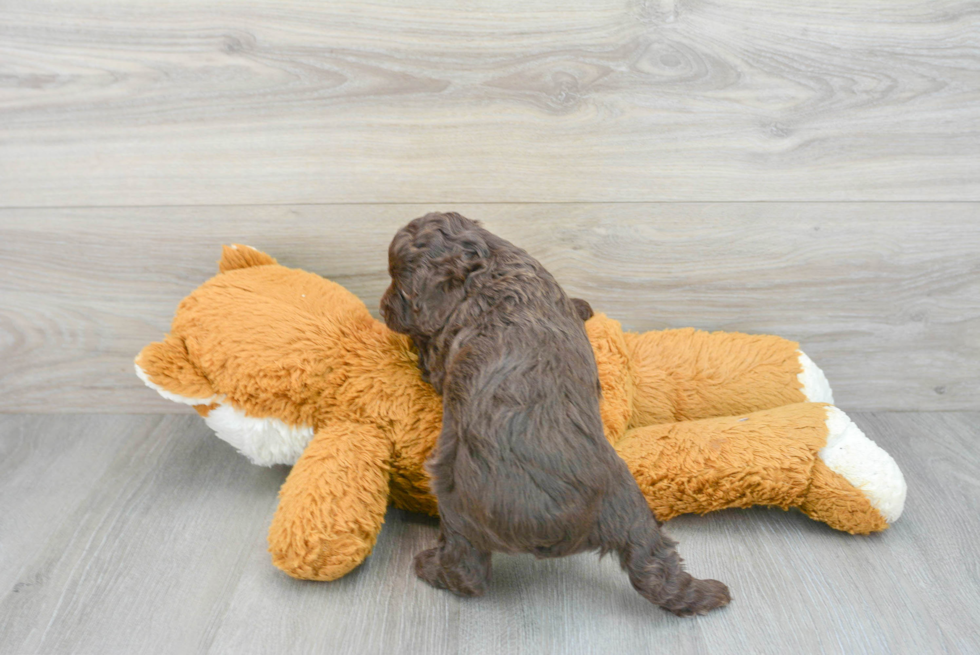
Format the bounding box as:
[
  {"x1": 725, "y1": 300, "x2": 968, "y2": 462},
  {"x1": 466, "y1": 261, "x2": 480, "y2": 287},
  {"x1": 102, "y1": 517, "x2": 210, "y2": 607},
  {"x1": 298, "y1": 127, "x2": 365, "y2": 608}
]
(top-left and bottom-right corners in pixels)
[{"x1": 1, "y1": 412, "x2": 977, "y2": 654}]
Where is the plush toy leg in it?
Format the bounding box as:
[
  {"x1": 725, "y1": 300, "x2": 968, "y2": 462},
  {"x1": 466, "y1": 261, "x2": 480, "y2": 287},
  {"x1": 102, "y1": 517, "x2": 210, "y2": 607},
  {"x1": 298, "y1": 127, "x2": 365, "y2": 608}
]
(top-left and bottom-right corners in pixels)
[
  {"x1": 268, "y1": 422, "x2": 391, "y2": 581},
  {"x1": 615, "y1": 403, "x2": 905, "y2": 534},
  {"x1": 800, "y1": 406, "x2": 905, "y2": 532},
  {"x1": 624, "y1": 328, "x2": 832, "y2": 424}
]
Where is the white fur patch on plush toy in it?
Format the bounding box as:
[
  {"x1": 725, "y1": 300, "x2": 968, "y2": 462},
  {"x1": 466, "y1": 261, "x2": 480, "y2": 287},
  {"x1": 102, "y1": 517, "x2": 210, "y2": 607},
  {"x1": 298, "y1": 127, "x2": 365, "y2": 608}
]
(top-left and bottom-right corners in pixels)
[
  {"x1": 136, "y1": 362, "x2": 312, "y2": 466},
  {"x1": 820, "y1": 407, "x2": 907, "y2": 523},
  {"x1": 203, "y1": 404, "x2": 314, "y2": 466},
  {"x1": 798, "y1": 351, "x2": 834, "y2": 405}
]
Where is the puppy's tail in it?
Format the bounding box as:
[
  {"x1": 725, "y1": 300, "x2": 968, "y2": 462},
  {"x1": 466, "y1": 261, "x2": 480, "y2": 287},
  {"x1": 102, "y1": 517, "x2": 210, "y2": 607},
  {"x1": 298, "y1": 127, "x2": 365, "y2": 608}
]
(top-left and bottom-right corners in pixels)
[{"x1": 218, "y1": 244, "x2": 278, "y2": 273}]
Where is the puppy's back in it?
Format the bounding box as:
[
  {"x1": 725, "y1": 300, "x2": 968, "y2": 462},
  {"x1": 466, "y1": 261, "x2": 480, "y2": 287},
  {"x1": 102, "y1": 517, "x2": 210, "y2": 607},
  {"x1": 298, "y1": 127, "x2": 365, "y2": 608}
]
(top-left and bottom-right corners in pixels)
[{"x1": 438, "y1": 238, "x2": 622, "y2": 555}]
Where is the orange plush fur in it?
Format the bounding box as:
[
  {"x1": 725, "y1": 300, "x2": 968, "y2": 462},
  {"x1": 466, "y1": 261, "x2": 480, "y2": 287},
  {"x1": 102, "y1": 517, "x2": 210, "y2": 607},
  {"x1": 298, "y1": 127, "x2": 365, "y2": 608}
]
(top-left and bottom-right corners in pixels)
[{"x1": 136, "y1": 246, "x2": 906, "y2": 581}]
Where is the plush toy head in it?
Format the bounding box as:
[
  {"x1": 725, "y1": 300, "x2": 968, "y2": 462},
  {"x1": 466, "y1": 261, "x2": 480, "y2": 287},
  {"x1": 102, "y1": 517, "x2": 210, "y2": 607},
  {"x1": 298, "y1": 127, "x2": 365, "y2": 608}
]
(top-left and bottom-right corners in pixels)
[
  {"x1": 136, "y1": 245, "x2": 906, "y2": 581},
  {"x1": 137, "y1": 245, "x2": 433, "y2": 467}
]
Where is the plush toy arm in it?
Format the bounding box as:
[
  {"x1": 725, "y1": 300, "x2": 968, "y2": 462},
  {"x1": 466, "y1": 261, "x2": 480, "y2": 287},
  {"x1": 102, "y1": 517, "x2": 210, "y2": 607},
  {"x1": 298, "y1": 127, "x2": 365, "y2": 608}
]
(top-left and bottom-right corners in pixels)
[
  {"x1": 615, "y1": 402, "x2": 905, "y2": 534},
  {"x1": 268, "y1": 422, "x2": 391, "y2": 581},
  {"x1": 623, "y1": 327, "x2": 834, "y2": 425}
]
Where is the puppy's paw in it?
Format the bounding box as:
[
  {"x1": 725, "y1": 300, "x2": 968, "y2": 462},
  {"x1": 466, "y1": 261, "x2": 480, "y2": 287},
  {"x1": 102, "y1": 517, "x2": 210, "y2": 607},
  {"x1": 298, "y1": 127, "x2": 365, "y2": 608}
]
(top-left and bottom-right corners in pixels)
[
  {"x1": 413, "y1": 547, "x2": 446, "y2": 589},
  {"x1": 665, "y1": 578, "x2": 731, "y2": 617},
  {"x1": 413, "y1": 547, "x2": 488, "y2": 597}
]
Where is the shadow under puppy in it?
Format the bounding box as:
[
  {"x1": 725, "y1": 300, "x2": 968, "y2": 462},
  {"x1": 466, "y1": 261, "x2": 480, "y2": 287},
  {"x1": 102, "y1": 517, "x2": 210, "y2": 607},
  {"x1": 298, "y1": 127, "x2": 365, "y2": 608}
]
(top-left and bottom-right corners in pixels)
[{"x1": 381, "y1": 212, "x2": 730, "y2": 616}]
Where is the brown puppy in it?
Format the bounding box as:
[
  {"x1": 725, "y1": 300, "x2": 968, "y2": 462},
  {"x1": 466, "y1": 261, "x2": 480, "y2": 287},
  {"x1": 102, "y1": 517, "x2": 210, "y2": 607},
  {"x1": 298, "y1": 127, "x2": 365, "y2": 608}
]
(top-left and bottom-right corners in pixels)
[{"x1": 381, "y1": 212, "x2": 730, "y2": 616}]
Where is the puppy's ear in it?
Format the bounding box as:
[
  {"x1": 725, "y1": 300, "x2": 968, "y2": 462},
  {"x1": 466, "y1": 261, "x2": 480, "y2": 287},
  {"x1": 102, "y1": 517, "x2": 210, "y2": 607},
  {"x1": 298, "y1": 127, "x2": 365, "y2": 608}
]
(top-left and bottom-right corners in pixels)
[
  {"x1": 408, "y1": 271, "x2": 466, "y2": 335},
  {"x1": 571, "y1": 297, "x2": 594, "y2": 321},
  {"x1": 409, "y1": 229, "x2": 488, "y2": 334},
  {"x1": 434, "y1": 234, "x2": 489, "y2": 287}
]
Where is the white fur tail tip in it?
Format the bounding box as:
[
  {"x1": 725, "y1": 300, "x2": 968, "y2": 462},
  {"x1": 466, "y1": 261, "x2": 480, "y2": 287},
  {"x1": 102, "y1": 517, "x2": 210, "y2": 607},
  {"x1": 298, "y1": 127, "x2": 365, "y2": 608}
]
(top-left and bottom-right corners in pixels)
[{"x1": 820, "y1": 407, "x2": 907, "y2": 523}]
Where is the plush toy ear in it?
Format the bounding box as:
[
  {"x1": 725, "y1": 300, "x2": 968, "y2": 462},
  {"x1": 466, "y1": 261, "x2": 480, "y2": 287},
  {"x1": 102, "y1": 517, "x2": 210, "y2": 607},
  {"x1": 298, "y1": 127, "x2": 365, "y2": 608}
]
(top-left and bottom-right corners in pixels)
[{"x1": 218, "y1": 244, "x2": 277, "y2": 273}]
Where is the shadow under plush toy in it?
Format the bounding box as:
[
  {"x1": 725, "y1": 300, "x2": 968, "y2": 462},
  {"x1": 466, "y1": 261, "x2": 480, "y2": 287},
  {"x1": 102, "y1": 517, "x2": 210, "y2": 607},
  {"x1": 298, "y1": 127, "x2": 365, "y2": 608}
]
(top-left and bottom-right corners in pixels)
[{"x1": 136, "y1": 245, "x2": 906, "y2": 581}]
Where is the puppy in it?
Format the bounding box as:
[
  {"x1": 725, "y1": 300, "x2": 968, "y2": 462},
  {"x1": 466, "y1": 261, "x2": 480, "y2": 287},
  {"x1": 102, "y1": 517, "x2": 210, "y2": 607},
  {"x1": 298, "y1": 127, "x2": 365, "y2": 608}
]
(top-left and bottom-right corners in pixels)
[{"x1": 381, "y1": 212, "x2": 730, "y2": 616}]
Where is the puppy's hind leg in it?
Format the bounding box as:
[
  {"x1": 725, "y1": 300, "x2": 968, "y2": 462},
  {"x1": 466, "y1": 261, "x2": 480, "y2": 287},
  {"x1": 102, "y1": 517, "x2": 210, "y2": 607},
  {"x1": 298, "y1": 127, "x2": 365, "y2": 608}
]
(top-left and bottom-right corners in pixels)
[
  {"x1": 414, "y1": 522, "x2": 492, "y2": 597},
  {"x1": 599, "y1": 483, "x2": 730, "y2": 616}
]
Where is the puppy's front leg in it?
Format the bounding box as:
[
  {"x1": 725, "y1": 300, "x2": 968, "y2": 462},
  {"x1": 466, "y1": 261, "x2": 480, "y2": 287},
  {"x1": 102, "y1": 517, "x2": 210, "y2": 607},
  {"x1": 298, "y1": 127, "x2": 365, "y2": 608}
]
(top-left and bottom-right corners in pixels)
[{"x1": 416, "y1": 406, "x2": 491, "y2": 596}]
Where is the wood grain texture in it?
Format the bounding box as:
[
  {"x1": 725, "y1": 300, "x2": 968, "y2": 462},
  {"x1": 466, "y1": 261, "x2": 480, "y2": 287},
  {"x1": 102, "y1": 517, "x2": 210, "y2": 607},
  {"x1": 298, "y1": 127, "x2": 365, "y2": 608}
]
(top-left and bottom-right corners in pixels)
[
  {"x1": 1, "y1": 203, "x2": 977, "y2": 413},
  {"x1": 1, "y1": 0, "x2": 978, "y2": 206},
  {"x1": 0, "y1": 415, "x2": 287, "y2": 654},
  {"x1": 1, "y1": 412, "x2": 978, "y2": 654}
]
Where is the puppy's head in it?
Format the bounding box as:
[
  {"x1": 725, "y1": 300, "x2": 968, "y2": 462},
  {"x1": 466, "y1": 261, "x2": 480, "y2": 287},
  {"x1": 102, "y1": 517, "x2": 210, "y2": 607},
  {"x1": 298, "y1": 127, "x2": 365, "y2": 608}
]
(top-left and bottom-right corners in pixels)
[{"x1": 381, "y1": 212, "x2": 489, "y2": 337}]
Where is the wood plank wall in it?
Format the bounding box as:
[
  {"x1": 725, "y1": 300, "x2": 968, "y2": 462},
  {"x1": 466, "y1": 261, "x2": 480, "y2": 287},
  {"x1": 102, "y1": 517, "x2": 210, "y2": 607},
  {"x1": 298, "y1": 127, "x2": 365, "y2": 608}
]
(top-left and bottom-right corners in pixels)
[{"x1": 0, "y1": 0, "x2": 977, "y2": 412}]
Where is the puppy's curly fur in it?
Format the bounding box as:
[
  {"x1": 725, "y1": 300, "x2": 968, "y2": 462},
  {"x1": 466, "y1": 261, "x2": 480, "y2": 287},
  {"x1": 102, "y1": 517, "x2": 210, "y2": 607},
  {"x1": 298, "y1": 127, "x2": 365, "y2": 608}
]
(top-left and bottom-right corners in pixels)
[{"x1": 381, "y1": 212, "x2": 730, "y2": 616}]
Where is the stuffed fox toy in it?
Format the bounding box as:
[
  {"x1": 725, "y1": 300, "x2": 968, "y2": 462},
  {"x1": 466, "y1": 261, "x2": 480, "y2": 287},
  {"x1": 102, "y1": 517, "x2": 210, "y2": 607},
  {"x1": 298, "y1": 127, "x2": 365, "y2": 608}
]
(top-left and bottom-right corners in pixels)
[{"x1": 136, "y1": 245, "x2": 906, "y2": 581}]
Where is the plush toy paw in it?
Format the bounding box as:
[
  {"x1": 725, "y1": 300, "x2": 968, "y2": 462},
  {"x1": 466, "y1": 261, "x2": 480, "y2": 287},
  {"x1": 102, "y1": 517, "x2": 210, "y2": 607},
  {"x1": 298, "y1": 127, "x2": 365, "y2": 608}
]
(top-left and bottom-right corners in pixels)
[
  {"x1": 801, "y1": 407, "x2": 907, "y2": 533},
  {"x1": 795, "y1": 354, "x2": 906, "y2": 532},
  {"x1": 270, "y1": 532, "x2": 376, "y2": 582}
]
